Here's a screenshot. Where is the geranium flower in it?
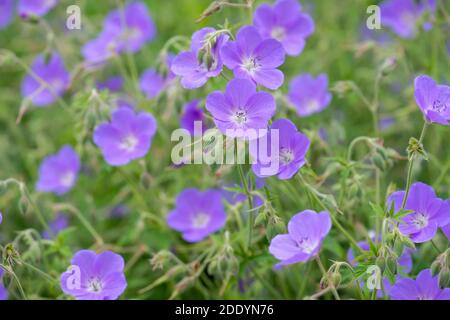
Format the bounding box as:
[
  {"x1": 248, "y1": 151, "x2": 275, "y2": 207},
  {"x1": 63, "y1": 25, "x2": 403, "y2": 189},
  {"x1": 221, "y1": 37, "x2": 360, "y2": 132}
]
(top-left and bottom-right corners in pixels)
[
  {"x1": 253, "y1": 0, "x2": 314, "y2": 56},
  {"x1": 139, "y1": 55, "x2": 176, "y2": 99},
  {"x1": 21, "y1": 53, "x2": 70, "y2": 107},
  {"x1": 171, "y1": 27, "x2": 228, "y2": 89},
  {"x1": 0, "y1": 267, "x2": 7, "y2": 300},
  {"x1": 0, "y1": 0, "x2": 14, "y2": 29},
  {"x1": 93, "y1": 107, "x2": 157, "y2": 166},
  {"x1": 221, "y1": 25, "x2": 285, "y2": 90},
  {"x1": 390, "y1": 269, "x2": 450, "y2": 300},
  {"x1": 167, "y1": 188, "x2": 226, "y2": 242},
  {"x1": 36, "y1": 145, "x2": 80, "y2": 195},
  {"x1": 42, "y1": 213, "x2": 69, "y2": 239},
  {"x1": 414, "y1": 75, "x2": 450, "y2": 125},
  {"x1": 180, "y1": 99, "x2": 206, "y2": 136},
  {"x1": 18, "y1": 0, "x2": 58, "y2": 18},
  {"x1": 206, "y1": 78, "x2": 276, "y2": 138},
  {"x1": 60, "y1": 250, "x2": 127, "y2": 300},
  {"x1": 269, "y1": 210, "x2": 331, "y2": 269},
  {"x1": 288, "y1": 73, "x2": 332, "y2": 117}
]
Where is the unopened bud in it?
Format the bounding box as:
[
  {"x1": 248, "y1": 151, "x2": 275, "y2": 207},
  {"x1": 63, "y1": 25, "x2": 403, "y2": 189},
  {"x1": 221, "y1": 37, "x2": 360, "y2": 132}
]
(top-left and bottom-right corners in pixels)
[{"x1": 438, "y1": 268, "x2": 450, "y2": 289}]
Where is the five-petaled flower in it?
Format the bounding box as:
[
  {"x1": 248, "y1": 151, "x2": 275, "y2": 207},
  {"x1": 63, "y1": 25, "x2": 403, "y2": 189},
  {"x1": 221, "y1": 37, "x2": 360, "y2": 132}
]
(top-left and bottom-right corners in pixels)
[
  {"x1": 221, "y1": 25, "x2": 285, "y2": 90},
  {"x1": 167, "y1": 188, "x2": 227, "y2": 242},
  {"x1": 414, "y1": 75, "x2": 450, "y2": 126},
  {"x1": 390, "y1": 269, "x2": 450, "y2": 300},
  {"x1": 269, "y1": 210, "x2": 331, "y2": 269}
]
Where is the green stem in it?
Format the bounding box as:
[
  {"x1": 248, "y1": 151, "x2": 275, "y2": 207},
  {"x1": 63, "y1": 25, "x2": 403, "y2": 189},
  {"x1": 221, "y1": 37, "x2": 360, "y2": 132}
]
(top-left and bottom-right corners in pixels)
[{"x1": 315, "y1": 256, "x2": 340, "y2": 300}]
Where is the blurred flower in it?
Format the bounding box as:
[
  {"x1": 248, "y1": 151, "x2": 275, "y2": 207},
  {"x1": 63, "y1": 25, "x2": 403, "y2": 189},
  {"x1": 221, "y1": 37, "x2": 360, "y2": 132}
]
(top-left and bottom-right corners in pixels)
[
  {"x1": 288, "y1": 73, "x2": 332, "y2": 117},
  {"x1": 21, "y1": 52, "x2": 70, "y2": 107},
  {"x1": 96, "y1": 76, "x2": 124, "y2": 93},
  {"x1": 439, "y1": 199, "x2": 450, "y2": 241},
  {"x1": 180, "y1": 99, "x2": 206, "y2": 136},
  {"x1": 167, "y1": 188, "x2": 226, "y2": 242},
  {"x1": 379, "y1": 117, "x2": 396, "y2": 131},
  {"x1": 221, "y1": 26, "x2": 285, "y2": 90},
  {"x1": 0, "y1": 267, "x2": 7, "y2": 300},
  {"x1": 171, "y1": 27, "x2": 228, "y2": 89},
  {"x1": 0, "y1": 0, "x2": 14, "y2": 29},
  {"x1": 109, "y1": 204, "x2": 129, "y2": 218},
  {"x1": 390, "y1": 269, "x2": 450, "y2": 300},
  {"x1": 0, "y1": 211, "x2": 2, "y2": 224},
  {"x1": 388, "y1": 182, "x2": 450, "y2": 243},
  {"x1": 18, "y1": 0, "x2": 58, "y2": 18},
  {"x1": 82, "y1": 1, "x2": 155, "y2": 66},
  {"x1": 42, "y1": 213, "x2": 69, "y2": 239},
  {"x1": 252, "y1": 119, "x2": 310, "y2": 180},
  {"x1": 253, "y1": 0, "x2": 314, "y2": 56},
  {"x1": 140, "y1": 54, "x2": 176, "y2": 99},
  {"x1": 222, "y1": 176, "x2": 266, "y2": 208},
  {"x1": 205, "y1": 79, "x2": 275, "y2": 138},
  {"x1": 414, "y1": 75, "x2": 450, "y2": 126},
  {"x1": 93, "y1": 107, "x2": 157, "y2": 166},
  {"x1": 269, "y1": 210, "x2": 331, "y2": 269},
  {"x1": 359, "y1": 24, "x2": 392, "y2": 45},
  {"x1": 36, "y1": 145, "x2": 80, "y2": 195},
  {"x1": 380, "y1": 0, "x2": 436, "y2": 39},
  {"x1": 60, "y1": 250, "x2": 127, "y2": 300}
]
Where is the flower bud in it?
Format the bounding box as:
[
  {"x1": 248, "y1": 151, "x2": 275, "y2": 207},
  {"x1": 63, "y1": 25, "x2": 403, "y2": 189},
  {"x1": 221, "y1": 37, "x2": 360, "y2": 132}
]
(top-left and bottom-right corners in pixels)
[
  {"x1": 386, "y1": 257, "x2": 397, "y2": 275},
  {"x1": 438, "y1": 268, "x2": 450, "y2": 289},
  {"x1": 430, "y1": 260, "x2": 442, "y2": 277}
]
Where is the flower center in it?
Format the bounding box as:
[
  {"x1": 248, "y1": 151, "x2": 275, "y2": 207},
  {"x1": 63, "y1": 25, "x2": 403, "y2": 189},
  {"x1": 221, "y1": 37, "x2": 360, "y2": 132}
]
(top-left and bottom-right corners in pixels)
[
  {"x1": 296, "y1": 237, "x2": 316, "y2": 254},
  {"x1": 192, "y1": 213, "x2": 210, "y2": 229},
  {"x1": 271, "y1": 26, "x2": 286, "y2": 41},
  {"x1": 241, "y1": 56, "x2": 260, "y2": 75},
  {"x1": 279, "y1": 148, "x2": 294, "y2": 165},
  {"x1": 60, "y1": 172, "x2": 75, "y2": 187},
  {"x1": 432, "y1": 99, "x2": 447, "y2": 113},
  {"x1": 87, "y1": 277, "x2": 103, "y2": 293},
  {"x1": 305, "y1": 99, "x2": 320, "y2": 112},
  {"x1": 232, "y1": 109, "x2": 248, "y2": 126},
  {"x1": 413, "y1": 213, "x2": 429, "y2": 229},
  {"x1": 119, "y1": 134, "x2": 138, "y2": 152}
]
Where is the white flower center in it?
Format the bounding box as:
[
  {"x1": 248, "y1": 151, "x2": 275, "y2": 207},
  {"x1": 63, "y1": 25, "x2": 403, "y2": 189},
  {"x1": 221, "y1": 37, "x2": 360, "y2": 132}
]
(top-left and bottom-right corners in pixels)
[
  {"x1": 119, "y1": 134, "x2": 138, "y2": 152},
  {"x1": 413, "y1": 213, "x2": 429, "y2": 229},
  {"x1": 60, "y1": 172, "x2": 75, "y2": 187},
  {"x1": 87, "y1": 277, "x2": 103, "y2": 293},
  {"x1": 241, "y1": 56, "x2": 260, "y2": 75},
  {"x1": 296, "y1": 237, "x2": 316, "y2": 254},
  {"x1": 231, "y1": 109, "x2": 248, "y2": 126},
  {"x1": 305, "y1": 99, "x2": 320, "y2": 112},
  {"x1": 192, "y1": 213, "x2": 210, "y2": 229},
  {"x1": 280, "y1": 148, "x2": 294, "y2": 165},
  {"x1": 271, "y1": 26, "x2": 286, "y2": 41}
]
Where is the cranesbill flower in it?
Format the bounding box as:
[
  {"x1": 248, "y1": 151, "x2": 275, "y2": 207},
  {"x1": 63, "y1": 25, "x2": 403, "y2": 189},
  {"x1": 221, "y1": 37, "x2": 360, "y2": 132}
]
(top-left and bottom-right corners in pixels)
[
  {"x1": 167, "y1": 188, "x2": 226, "y2": 243},
  {"x1": 180, "y1": 99, "x2": 206, "y2": 136},
  {"x1": 206, "y1": 78, "x2": 276, "y2": 138},
  {"x1": 222, "y1": 176, "x2": 266, "y2": 208},
  {"x1": 288, "y1": 73, "x2": 332, "y2": 117},
  {"x1": 252, "y1": 119, "x2": 310, "y2": 180},
  {"x1": 42, "y1": 213, "x2": 69, "y2": 239},
  {"x1": 269, "y1": 210, "x2": 331, "y2": 269},
  {"x1": 0, "y1": 211, "x2": 2, "y2": 224},
  {"x1": 414, "y1": 75, "x2": 450, "y2": 125},
  {"x1": 253, "y1": 0, "x2": 314, "y2": 56},
  {"x1": 0, "y1": 0, "x2": 14, "y2": 29},
  {"x1": 171, "y1": 27, "x2": 228, "y2": 89},
  {"x1": 93, "y1": 107, "x2": 157, "y2": 166},
  {"x1": 82, "y1": 31, "x2": 119, "y2": 67},
  {"x1": 96, "y1": 76, "x2": 124, "y2": 93},
  {"x1": 18, "y1": 0, "x2": 58, "y2": 18},
  {"x1": 21, "y1": 52, "x2": 70, "y2": 107},
  {"x1": 440, "y1": 199, "x2": 450, "y2": 241},
  {"x1": 0, "y1": 267, "x2": 7, "y2": 300},
  {"x1": 36, "y1": 145, "x2": 80, "y2": 195},
  {"x1": 140, "y1": 55, "x2": 176, "y2": 99},
  {"x1": 388, "y1": 182, "x2": 450, "y2": 243},
  {"x1": 221, "y1": 25, "x2": 285, "y2": 90},
  {"x1": 390, "y1": 269, "x2": 450, "y2": 300},
  {"x1": 60, "y1": 250, "x2": 127, "y2": 300}
]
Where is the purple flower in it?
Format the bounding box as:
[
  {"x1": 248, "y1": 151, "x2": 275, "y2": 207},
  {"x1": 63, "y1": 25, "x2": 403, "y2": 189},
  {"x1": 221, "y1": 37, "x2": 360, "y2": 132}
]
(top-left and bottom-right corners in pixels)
[
  {"x1": 380, "y1": 0, "x2": 435, "y2": 38},
  {"x1": 0, "y1": 0, "x2": 14, "y2": 29},
  {"x1": 253, "y1": 0, "x2": 314, "y2": 56},
  {"x1": 110, "y1": 204, "x2": 129, "y2": 218},
  {"x1": 388, "y1": 182, "x2": 450, "y2": 243},
  {"x1": 93, "y1": 107, "x2": 157, "y2": 166},
  {"x1": 206, "y1": 79, "x2": 276, "y2": 138},
  {"x1": 0, "y1": 211, "x2": 2, "y2": 224},
  {"x1": 18, "y1": 0, "x2": 57, "y2": 18},
  {"x1": 82, "y1": 2, "x2": 155, "y2": 66},
  {"x1": 167, "y1": 188, "x2": 227, "y2": 243},
  {"x1": 390, "y1": 269, "x2": 450, "y2": 300},
  {"x1": 96, "y1": 76, "x2": 124, "y2": 93},
  {"x1": 269, "y1": 210, "x2": 331, "y2": 269},
  {"x1": 414, "y1": 75, "x2": 450, "y2": 125},
  {"x1": 36, "y1": 145, "x2": 80, "y2": 195},
  {"x1": 171, "y1": 27, "x2": 228, "y2": 89},
  {"x1": 180, "y1": 99, "x2": 206, "y2": 136},
  {"x1": 21, "y1": 53, "x2": 70, "y2": 107},
  {"x1": 0, "y1": 267, "x2": 7, "y2": 300},
  {"x1": 440, "y1": 199, "x2": 450, "y2": 241},
  {"x1": 42, "y1": 213, "x2": 69, "y2": 239},
  {"x1": 221, "y1": 25, "x2": 285, "y2": 90},
  {"x1": 347, "y1": 239, "x2": 413, "y2": 274},
  {"x1": 379, "y1": 116, "x2": 396, "y2": 130},
  {"x1": 140, "y1": 55, "x2": 176, "y2": 99},
  {"x1": 222, "y1": 176, "x2": 266, "y2": 208},
  {"x1": 60, "y1": 250, "x2": 127, "y2": 300},
  {"x1": 288, "y1": 73, "x2": 332, "y2": 117},
  {"x1": 251, "y1": 119, "x2": 310, "y2": 180}
]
